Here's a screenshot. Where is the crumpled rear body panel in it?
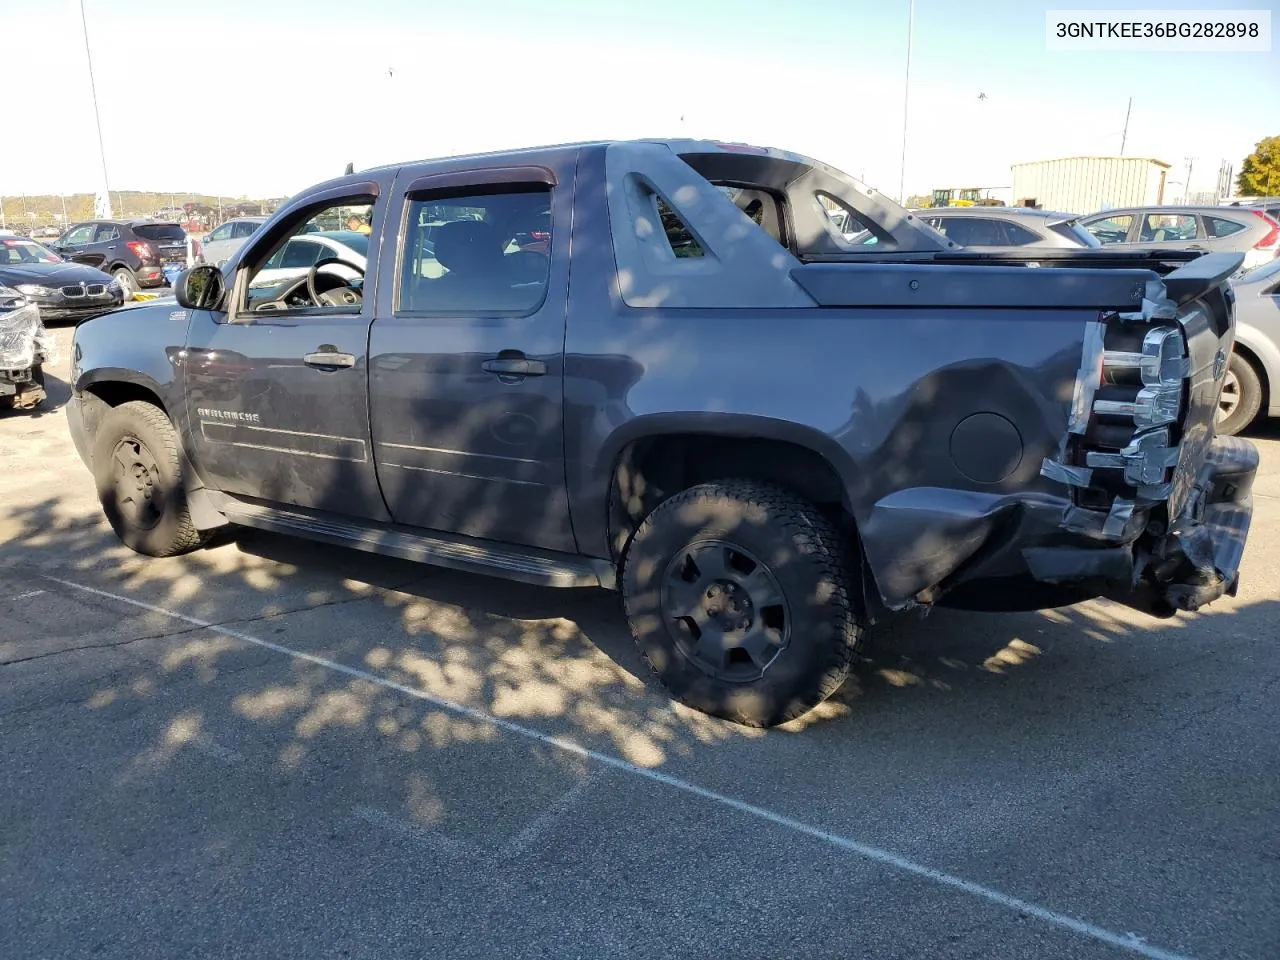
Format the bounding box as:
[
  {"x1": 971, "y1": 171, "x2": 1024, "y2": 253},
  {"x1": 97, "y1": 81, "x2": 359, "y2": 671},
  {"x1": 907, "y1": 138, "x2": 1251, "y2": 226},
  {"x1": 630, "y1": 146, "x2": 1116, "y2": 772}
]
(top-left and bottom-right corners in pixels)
[{"x1": 849, "y1": 252, "x2": 1256, "y2": 617}]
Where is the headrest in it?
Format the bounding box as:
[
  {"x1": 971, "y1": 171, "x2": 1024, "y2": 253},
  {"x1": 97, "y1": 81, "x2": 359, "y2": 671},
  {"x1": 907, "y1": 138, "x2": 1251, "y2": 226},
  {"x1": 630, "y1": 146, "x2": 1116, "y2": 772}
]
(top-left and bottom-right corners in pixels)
[{"x1": 432, "y1": 220, "x2": 505, "y2": 274}]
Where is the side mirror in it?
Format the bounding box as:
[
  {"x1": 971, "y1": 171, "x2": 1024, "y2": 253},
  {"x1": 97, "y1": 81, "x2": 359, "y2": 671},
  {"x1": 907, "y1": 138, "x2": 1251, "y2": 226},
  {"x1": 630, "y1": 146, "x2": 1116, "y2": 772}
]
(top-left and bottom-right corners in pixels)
[{"x1": 174, "y1": 264, "x2": 225, "y2": 311}]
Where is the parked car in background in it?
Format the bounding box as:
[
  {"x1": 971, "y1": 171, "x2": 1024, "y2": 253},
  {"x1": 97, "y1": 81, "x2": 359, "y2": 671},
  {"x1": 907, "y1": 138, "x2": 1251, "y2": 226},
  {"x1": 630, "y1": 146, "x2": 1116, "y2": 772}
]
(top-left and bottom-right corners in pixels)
[
  {"x1": 915, "y1": 206, "x2": 1100, "y2": 248},
  {"x1": 1225, "y1": 197, "x2": 1280, "y2": 221},
  {"x1": 0, "y1": 235, "x2": 123, "y2": 324},
  {"x1": 244, "y1": 230, "x2": 368, "y2": 293},
  {"x1": 50, "y1": 220, "x2": 188, "y2": 296},
  {"x1": 1219, "y1": 257, "x2": 1280, "y2": 436},
  {"x1": 200, "y1": 216, "x2": 268, "y2": 267},
  {"x1": 1079, "y1": 205, "x2": 1280, "y2": 272}
]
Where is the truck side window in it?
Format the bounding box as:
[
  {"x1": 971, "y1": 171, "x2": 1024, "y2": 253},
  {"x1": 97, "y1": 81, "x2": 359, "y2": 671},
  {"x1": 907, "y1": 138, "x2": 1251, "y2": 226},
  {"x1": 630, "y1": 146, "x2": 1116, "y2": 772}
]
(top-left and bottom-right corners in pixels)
[
  {"x1": 397, "y1": 187, "x2": 552, "y2": 315},
  {"x1": 656, "y1": 196, "x2": 704, "y2": 258},
  {"x1": 242, "y1": 197, "x2": 373, "y2": 311}
]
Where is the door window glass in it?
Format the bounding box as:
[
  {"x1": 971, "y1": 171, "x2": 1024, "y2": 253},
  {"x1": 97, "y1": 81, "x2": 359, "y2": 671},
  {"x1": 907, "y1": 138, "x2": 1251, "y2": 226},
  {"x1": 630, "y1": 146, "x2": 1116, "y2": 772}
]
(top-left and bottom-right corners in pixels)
[
  {"x1": 63, "y1": 224, "x2": 95, "y2": 246},
  {"x1": 398, "y1": 187, "x2": 552, "y2": 315},
  {"x1": 1081, "y1": 214, "x2": 1133, "y2": 244},
  {"x1": 243, "y1": 197, "x2": 373, "y2": 312},
  {"x1": 93, "y1": 224, "x2": 120, "y2": 243},
  {"x1": 1139, "y1": 214, "x2": 1197, "y2": 242}
]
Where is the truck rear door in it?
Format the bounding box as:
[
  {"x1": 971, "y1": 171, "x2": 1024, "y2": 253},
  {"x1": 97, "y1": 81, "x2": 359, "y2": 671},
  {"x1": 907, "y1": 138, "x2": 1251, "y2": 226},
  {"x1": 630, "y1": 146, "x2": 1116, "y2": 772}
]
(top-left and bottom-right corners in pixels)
[{"x1": 366, "y1": 161, "x2": 576, "y2": 552}]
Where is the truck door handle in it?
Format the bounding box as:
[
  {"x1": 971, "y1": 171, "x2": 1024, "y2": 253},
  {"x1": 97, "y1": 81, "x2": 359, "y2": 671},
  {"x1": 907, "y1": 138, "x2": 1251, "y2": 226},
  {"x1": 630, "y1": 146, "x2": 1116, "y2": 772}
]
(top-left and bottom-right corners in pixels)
[
  {"x1": 482, "y1": 356, "x2": 546, "y2": 378},
  {"x1": 303, "y1": 347, "x2": 356, "y2": 369}
]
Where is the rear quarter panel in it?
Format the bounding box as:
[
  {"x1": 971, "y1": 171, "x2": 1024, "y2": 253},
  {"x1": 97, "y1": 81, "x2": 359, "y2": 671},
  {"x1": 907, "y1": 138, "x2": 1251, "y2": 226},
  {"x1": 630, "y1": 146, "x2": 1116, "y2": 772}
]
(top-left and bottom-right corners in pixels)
[{"x1": 562, "y1": 145, "x2": 1090, "y2": 568}]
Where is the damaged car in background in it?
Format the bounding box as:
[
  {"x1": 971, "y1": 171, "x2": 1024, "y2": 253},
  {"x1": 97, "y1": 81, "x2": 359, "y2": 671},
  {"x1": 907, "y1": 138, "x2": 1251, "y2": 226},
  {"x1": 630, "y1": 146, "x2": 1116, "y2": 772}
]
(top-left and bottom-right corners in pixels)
[
  {"x1": 65, "y1": 139, "x2": 1259, "y2": 727},
  {"x1": 0, "y1": 291, "x2": 57, "y2": 411}
]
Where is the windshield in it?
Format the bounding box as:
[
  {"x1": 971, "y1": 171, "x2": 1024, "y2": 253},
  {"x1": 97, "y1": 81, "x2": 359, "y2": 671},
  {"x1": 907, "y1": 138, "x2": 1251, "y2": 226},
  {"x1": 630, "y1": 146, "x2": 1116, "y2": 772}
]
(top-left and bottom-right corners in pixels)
[
  {"x1": 0, "y1": 238, "x2": 62, "y2": 264},
  {"x1": 132, "y1": 223, "x2": 186, "y2": 241}
]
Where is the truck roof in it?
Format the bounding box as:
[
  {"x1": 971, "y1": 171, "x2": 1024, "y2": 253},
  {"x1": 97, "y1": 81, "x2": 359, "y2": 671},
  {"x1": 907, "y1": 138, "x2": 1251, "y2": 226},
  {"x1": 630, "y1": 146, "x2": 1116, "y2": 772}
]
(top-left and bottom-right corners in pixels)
[{"x1": 351, "y1": 138, "x2": 817, "y2": 180}]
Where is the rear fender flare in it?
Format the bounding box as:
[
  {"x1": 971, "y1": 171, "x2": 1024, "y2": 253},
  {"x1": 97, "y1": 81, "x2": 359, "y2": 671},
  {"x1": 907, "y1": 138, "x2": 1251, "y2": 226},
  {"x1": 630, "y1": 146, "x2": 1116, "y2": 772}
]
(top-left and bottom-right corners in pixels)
[{"x1": 596, "y1": 412, "x2": 861, "y2": 511}]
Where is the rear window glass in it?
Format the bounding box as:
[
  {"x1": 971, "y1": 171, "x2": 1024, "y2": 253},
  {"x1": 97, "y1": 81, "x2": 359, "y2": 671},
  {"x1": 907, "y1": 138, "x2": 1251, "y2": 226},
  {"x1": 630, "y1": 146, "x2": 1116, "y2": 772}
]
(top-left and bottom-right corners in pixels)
[
  {"x1": 133, "y1": 223, "x2": 186, "y2": 241},
  {"x1": 1205, "y1": 216, "x2": 1246, "y2": 238},
  {"x1": 1049, "y1": 221, "x2": 1103, "y2": 247}
]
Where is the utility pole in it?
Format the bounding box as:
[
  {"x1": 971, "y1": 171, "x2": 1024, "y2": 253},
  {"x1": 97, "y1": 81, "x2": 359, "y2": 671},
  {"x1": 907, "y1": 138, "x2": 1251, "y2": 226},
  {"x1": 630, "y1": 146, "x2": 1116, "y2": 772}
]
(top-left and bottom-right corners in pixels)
[
  {"x1": 79, "y1": 0, "x2": 113, "y2": 218},
  {"x1": 1119, "y1": 97, "x2": 1132, "y2": 156},
  {"x1": 60, "y1": 193, "x2": 68, "y2": 225},
  {"x1": 897, "y1": 0, "x2": 914, "y2": 205},
  {"x1": 1183, "y1": 157, "x2": 1195, "y2": 203}
]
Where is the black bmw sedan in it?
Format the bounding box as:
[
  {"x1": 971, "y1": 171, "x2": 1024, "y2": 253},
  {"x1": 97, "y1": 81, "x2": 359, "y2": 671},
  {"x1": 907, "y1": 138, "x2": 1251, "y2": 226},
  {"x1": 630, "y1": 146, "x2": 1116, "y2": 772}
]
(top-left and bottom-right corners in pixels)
[{"x1": 0, "y1": 235, "x2": 125, "y2": 324}]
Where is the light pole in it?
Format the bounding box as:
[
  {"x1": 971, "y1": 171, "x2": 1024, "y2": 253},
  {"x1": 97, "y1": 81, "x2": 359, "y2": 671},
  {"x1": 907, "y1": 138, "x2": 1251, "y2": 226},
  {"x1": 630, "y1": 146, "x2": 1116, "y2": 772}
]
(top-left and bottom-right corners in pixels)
[
  {"x1": 897, "y1": 0, "x2": 914, "y2": 205},
  {"x1": 78, "y1": 0, "x2": 113, "y2": 218}
]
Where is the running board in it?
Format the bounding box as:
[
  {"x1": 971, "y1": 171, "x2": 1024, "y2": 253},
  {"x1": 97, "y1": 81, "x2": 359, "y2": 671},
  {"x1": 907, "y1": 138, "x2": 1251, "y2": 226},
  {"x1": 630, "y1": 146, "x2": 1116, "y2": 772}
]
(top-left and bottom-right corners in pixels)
[{"x1": 217, "y1": 498, "x2": 615, "y2": 590}]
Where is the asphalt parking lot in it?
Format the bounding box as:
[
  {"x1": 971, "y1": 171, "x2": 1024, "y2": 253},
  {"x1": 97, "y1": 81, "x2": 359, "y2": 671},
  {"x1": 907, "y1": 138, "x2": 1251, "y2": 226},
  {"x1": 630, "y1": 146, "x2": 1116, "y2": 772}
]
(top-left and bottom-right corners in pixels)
[{"x1": 2, "y1": 324, "x2": 1278, "y2": 960}]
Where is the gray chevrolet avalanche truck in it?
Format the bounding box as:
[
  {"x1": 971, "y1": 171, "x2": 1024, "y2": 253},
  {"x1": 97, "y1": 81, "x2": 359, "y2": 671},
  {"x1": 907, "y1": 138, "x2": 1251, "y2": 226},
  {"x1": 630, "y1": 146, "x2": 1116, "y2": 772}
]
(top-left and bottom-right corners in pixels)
[{"x1": 66, "y1": 139, "x2": 1259, "y2": 727}]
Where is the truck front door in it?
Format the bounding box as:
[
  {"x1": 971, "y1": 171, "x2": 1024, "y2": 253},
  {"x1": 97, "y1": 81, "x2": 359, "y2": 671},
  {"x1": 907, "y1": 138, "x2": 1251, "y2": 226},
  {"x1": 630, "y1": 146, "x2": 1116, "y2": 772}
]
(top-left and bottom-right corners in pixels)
[
  {"x1": 367, "y1": 164, "x2": 575, "y2": 552},
  {"x1": 182, "y1": 186, "x2": 391, "y2": 521}
]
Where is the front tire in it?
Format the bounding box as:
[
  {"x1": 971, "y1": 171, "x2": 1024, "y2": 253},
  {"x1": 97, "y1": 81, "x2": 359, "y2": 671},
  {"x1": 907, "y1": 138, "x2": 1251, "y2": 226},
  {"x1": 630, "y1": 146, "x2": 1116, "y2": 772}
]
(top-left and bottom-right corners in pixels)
[
  {"x1": 622, "y1": 479, "x2": 864, "y2": 728},
  {"x1": 91, "y1": 400, "x2": 207, "y2": 557},
  {"x1": 1216, "y1": 352, "x2": 1263, "y2": 437}
]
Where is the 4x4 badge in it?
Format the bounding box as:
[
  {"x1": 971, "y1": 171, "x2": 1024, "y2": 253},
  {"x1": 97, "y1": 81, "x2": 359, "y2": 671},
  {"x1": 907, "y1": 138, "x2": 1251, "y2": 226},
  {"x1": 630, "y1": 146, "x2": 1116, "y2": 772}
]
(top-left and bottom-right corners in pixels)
[{"x1": 1213, "y1": 348, "x2": 1227, "y2": 380}]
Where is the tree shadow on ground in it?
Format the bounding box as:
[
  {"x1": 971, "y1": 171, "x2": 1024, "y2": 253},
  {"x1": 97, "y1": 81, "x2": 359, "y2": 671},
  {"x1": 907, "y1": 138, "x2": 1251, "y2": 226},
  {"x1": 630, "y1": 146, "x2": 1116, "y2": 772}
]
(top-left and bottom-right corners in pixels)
[{"x1": 3, "y1": 486, "x2": 1274, "y2": 757}]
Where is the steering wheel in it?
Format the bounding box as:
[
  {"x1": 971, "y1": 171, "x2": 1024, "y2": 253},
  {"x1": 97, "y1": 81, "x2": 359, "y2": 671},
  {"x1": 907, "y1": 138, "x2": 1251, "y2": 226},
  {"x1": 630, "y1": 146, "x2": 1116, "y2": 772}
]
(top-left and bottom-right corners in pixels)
[{"x1": 306, "y1": 256, "x2": 365, "y2": 307}]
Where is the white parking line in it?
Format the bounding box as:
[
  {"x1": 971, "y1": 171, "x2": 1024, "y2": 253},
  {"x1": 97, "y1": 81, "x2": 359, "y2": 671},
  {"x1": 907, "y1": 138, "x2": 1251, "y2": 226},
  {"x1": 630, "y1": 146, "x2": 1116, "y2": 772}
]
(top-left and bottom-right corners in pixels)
[
  {"x1": 496, "y1": 771, "x2": 600, "y2": 863},
  {"x1": 352, "y1": 804, "x2": 481, "y2": 859},
  {"x1": 45, "y1": 575, "x2": 1195, "y2": 960}
]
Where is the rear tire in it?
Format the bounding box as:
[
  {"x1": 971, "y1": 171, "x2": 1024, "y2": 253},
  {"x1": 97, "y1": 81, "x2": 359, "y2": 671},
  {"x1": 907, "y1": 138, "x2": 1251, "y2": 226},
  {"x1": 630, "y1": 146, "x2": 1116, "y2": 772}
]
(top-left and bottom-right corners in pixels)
[
  {"x1": 1216, "y1": 352, "x2": 1263, "y2": 437},
  {"x1": 91, "y1": 400, "x2": 207, "y2": 557},
  {"x1": 622, "y1": 479, "x2": 864, "y2": 728},
  {"x1": 112, "y1": 267, "x2": 139, "y2": 299}
]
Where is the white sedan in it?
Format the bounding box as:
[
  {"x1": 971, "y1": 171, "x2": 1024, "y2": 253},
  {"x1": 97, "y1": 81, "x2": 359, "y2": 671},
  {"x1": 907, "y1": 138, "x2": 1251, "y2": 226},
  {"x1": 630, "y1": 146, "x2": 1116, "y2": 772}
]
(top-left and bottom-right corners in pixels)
[{"x1": 248, "y1": 231, "x2": 368, "y2": 289}]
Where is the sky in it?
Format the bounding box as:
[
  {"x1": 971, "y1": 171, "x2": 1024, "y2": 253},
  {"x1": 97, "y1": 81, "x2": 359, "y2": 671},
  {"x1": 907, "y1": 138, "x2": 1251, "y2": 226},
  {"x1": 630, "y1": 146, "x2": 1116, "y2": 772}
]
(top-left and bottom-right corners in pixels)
[{"x1": 0, "y1": 0, "x2": 1275, "y2": 201}]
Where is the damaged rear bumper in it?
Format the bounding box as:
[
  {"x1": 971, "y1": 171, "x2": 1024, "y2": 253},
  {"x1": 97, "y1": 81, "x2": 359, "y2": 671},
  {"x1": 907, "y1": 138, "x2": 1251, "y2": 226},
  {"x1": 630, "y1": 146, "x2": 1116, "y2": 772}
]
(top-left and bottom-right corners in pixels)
[
  {"x1": 858, "y1": 435, "x2": 1257, "y2": 619},
  {"x1": 1032, "y1": 435, "x2": 1256, "y2": 617},
  {"x1": 1108, "y1": 435, "x2": 1255, "y2": 616}
]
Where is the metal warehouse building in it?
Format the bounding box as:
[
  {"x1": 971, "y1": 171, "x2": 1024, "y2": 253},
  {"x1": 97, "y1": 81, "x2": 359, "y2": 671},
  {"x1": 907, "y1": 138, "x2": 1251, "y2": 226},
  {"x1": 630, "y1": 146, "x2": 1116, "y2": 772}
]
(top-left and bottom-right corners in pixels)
[{"x1": 1010, "y1": 157, "x2": 1171, "y2": 213}]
